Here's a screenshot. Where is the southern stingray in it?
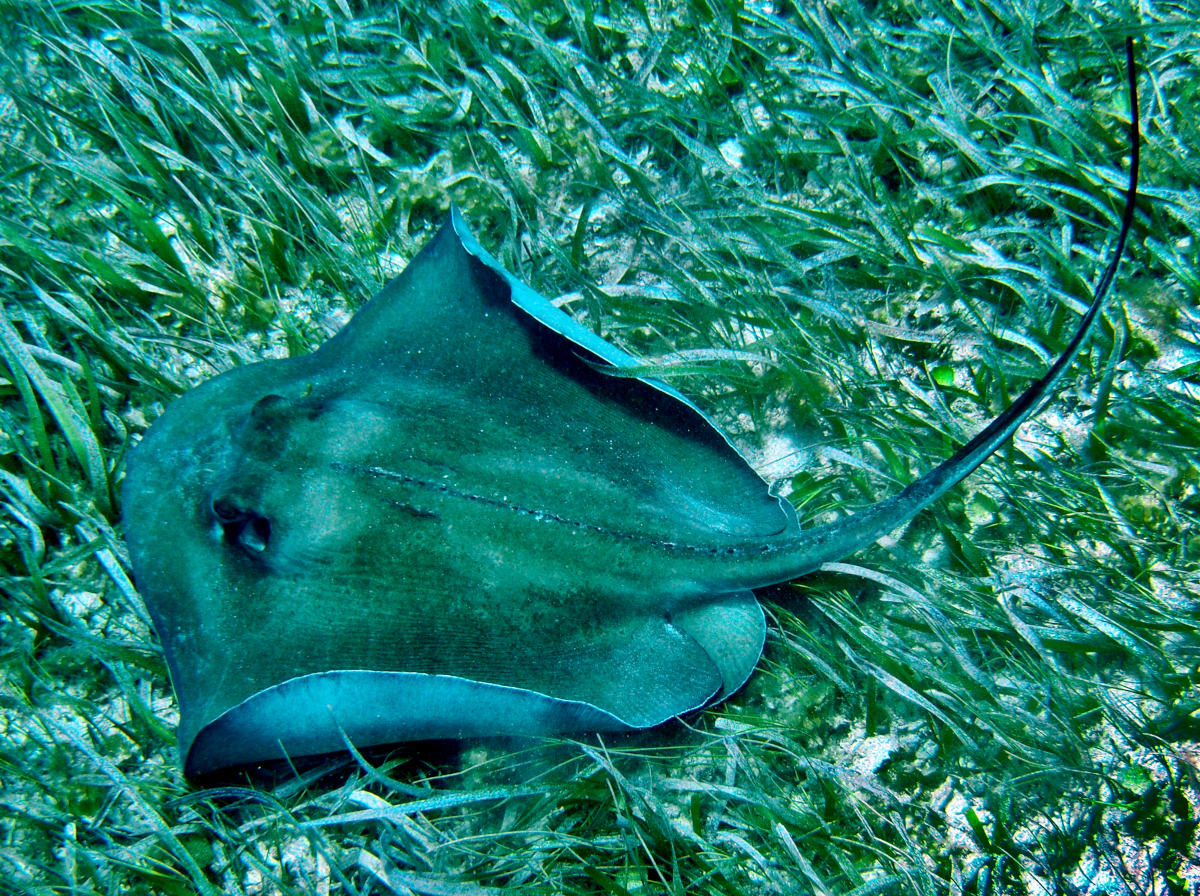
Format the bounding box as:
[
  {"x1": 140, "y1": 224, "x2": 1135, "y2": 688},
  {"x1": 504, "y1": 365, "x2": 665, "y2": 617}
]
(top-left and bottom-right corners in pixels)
[{"x1": 123, "y1": 47, "x2": 1140, "y2": 777}]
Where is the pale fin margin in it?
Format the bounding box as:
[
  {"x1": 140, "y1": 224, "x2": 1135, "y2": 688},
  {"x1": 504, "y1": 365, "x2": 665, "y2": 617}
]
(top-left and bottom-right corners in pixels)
[{"x1": 184, "y1": 671, "x2": 632, "y2": 777}]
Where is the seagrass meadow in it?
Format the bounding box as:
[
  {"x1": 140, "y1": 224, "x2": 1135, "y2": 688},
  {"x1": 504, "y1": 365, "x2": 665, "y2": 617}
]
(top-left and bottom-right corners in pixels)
[{"x1": 0, "y1": 0, "x2": 1197, "y2": 893}]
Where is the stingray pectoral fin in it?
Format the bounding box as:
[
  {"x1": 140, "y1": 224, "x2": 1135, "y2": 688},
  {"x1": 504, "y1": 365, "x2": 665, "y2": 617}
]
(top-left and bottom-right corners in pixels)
[
  {"x1": 183, "y1": 671, "x2": 633, "y2": 777},
  {"x1": 671, "y1": 591, "x2": 765, "y2": 699},
  {"x1": 183, "y1": 599, "x2": 741, "y2": 775}
]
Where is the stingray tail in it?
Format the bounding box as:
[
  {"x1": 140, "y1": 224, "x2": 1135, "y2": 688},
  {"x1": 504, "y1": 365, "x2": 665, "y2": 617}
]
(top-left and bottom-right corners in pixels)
[{"x1": 754, "y1": 38, "x2": 1141, "y2": 585}]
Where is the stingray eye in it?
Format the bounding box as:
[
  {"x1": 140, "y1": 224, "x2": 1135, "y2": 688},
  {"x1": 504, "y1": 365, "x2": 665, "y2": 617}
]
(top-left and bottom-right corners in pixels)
[{"x1": 211, "y1": 497, "x2": 271, "y2": 555}]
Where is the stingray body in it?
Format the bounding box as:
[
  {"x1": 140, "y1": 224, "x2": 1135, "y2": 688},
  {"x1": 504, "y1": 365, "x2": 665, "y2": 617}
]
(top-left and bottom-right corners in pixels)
[
  {"x1": 124, "y1": 57, "x2": 1138, "y2": 777},
  {"x1": 126, "y1": 215, "x2": 792, "y2": 775}
]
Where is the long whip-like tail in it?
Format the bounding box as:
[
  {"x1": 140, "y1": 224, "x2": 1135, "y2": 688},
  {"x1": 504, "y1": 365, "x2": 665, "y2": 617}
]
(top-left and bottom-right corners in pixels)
[{"x1": 746, "y1": 38, "x2": 1141, "y2": 586}]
